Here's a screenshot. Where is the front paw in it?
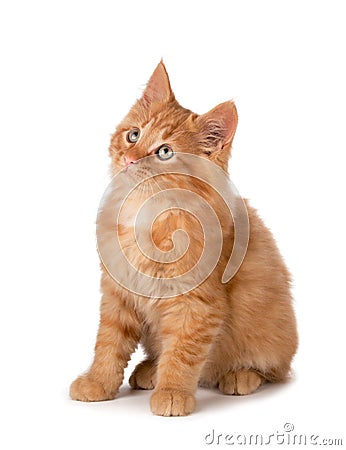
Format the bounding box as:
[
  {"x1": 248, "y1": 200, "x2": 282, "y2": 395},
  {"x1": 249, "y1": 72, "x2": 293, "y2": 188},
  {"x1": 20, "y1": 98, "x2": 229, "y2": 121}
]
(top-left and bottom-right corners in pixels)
[
  {"x1": 150, "y1": 388, "x2": 195, "y2": 416},
  {"x1": 70, "y1": 375, "x2": 116, "y2": 402}
]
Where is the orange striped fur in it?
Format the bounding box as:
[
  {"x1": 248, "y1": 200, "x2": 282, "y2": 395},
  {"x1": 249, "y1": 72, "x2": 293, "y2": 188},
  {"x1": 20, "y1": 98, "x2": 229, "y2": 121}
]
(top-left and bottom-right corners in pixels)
[{"x1": 70, "y1": 62, "x2": 298, "y2": 416}]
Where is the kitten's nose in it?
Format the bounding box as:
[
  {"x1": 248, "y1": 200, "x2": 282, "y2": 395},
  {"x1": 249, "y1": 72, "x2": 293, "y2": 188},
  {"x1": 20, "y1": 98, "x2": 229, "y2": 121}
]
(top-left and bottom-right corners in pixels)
[{"x1": 124, "y1": 154, "x2": 138, "y2": 168}]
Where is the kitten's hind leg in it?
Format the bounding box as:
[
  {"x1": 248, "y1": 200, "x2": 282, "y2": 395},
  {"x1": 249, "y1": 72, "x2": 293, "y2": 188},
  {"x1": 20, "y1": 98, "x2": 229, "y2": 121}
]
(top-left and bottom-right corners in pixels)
[
  {"x1": 218, "y1": 369, "x2": 264, "y2": 395},
  {"x1": 129, "y1": 359, "x2": 157, "y2": 390}
]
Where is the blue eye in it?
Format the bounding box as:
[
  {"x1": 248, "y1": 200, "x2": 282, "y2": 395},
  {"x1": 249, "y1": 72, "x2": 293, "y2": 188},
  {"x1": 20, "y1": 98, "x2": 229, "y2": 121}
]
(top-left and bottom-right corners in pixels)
[
  {"x1": 127, "y1": 128, "x2": 140, "y2": 143},
  {"x1": 156, "y1": 145, "x2": 174, "y2": 160}
]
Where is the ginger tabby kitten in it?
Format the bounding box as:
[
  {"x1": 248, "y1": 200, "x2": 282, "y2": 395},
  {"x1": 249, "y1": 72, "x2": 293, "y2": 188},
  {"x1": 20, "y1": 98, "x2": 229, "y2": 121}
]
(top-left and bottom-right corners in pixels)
[{"x1": 70, "y1": 62, "x2": 298, "y2": 416}]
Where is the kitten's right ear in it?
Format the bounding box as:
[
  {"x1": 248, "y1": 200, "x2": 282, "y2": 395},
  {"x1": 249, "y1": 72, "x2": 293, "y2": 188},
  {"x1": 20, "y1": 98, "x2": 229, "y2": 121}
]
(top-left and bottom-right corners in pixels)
[{"x1": 141, "y1": 61, "x2": 174, "y2": 105}]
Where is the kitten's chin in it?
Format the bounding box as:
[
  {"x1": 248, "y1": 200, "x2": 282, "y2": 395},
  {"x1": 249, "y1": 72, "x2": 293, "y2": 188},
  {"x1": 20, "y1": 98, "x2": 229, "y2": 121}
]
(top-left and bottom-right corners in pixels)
[{"x1": 122, "y1": 167, "x2": 140, "y2": 183}]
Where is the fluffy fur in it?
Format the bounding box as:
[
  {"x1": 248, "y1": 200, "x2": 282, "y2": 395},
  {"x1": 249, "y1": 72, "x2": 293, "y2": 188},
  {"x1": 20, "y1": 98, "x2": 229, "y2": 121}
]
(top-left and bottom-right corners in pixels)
[{"x1": 70, "y1": 62, "x2": 298, "y2": 416}]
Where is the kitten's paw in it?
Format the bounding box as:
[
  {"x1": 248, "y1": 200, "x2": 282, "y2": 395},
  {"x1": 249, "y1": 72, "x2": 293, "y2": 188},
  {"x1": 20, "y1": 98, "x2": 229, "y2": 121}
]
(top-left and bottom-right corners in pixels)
[
  {"x1": 70, "y1": 375, "x2": 116, "y2": 402},
  {"x1": 129, "y1": 359, "x2": 156, "y2": 390},
  {"x1": 218, "y1": 369, "x2": 264, "y2": 395},
  {"x1": 150, "y1": 389, "x2": 195, "y2": 417}
]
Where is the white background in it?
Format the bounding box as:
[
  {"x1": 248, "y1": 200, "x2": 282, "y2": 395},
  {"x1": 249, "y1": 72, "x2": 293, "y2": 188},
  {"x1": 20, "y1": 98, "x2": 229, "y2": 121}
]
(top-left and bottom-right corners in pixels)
[{"x1": 1, "y1": 1, "x2": 345, "y2": 449}]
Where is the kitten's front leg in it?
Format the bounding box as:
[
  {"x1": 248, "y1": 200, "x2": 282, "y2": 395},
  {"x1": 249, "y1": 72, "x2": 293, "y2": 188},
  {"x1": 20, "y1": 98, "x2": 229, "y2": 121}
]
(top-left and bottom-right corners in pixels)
[
  {"x1": 70, "y1": 282, "x2": 140, "y2": 402},
  {"x1": 150, "y1": 298, "x2": 221, "y2": 416}
]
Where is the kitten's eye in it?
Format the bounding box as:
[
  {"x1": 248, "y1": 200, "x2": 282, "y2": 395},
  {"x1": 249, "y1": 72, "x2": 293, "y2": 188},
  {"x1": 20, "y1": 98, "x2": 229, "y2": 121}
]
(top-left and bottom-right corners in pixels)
[
  {"x1": 156, "y1": 145, "x2": 174, "y2": 161},
  {"x1": 126, "y1": 128, "x2": 140, "y2": 143}
]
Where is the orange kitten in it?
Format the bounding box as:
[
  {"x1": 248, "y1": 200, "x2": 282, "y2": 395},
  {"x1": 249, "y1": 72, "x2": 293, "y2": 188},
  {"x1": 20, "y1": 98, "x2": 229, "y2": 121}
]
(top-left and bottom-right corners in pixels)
[{"x1": 70, "y1": 62, "x2": 298, "y2": 416}]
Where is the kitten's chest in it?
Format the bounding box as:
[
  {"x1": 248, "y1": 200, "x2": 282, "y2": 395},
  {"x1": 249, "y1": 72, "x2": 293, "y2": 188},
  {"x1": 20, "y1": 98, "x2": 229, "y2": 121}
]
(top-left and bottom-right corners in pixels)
[
  {"x1": 100, "y1": 194, "x2": 233, "y2": 298},
  {"x1": 119, "y1": 210, "x2": 202, "y2": 271}
]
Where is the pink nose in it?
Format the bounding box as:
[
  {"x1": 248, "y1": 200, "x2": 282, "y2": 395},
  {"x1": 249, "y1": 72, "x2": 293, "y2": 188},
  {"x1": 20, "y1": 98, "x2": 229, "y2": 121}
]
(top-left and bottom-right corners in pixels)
[{"x1": 124, "y1": 154, "x2": 138, "y2": 168}]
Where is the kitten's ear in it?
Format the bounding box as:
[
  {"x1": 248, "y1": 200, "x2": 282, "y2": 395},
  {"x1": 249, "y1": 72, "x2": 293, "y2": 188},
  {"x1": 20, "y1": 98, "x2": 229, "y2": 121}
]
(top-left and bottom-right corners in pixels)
[
  {"x1": 141, "y1": 61, "x2": 174, "y2": 105},
  {"x1": 197, "y1": 101, "x2": 238, "y2": 152}
]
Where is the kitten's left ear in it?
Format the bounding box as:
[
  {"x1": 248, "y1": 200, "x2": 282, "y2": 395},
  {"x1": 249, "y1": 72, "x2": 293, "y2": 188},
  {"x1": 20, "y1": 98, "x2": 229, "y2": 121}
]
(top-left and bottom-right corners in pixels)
[
  {"x1": 141, "y1": 61, "x2": 174, "y2": 105},
  {"x1": 197, "y1": 101, "x2": 238, "y2": 153}
]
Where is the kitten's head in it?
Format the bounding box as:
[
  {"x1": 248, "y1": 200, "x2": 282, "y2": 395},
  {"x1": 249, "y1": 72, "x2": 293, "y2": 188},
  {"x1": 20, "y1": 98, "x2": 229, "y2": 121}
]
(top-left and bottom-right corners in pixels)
[{"x1": 109, "y1": 61, "x2": 238, "y2": 175}]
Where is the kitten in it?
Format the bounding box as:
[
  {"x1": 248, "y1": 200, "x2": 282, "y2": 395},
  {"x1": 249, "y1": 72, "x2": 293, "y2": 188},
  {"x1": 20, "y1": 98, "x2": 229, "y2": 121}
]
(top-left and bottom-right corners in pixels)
[{"x1": 70, "y1": 62, "x2": 298, "y2": 416}]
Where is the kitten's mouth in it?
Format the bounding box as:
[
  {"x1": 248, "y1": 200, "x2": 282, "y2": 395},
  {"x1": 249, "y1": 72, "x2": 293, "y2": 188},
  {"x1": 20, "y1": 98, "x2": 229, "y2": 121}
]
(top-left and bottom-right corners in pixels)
[
  {"x1": 120, "y1": 163, "x2": 152, "y2": 188},
  {"x1": 121, "y1": 164, "x2": 136, "y2": 178}
]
